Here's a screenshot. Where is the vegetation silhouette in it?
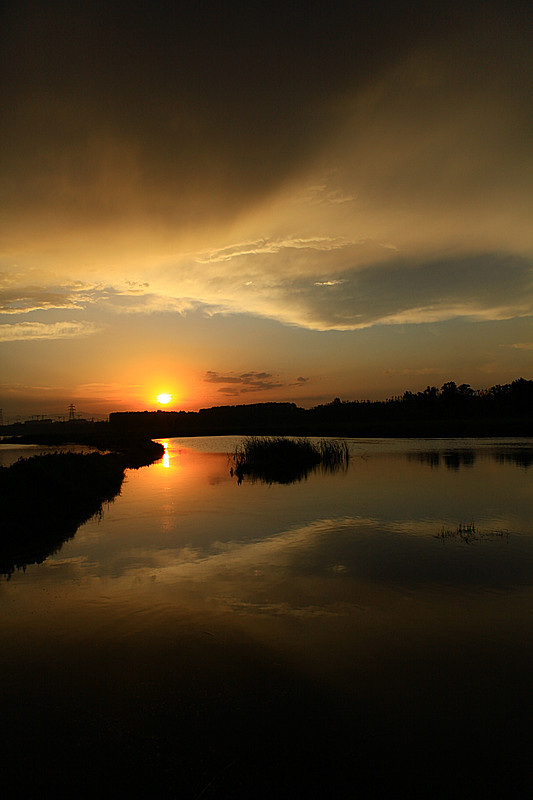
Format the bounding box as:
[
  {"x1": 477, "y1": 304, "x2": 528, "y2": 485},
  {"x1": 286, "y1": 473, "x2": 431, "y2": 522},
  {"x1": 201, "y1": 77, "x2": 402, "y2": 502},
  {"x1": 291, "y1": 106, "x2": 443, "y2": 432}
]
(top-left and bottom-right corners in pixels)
[
  {"x1": 494, "y1": 450, "x2": 533, "y2": 469},
  {"x1": 229, "y1": 436, "x2": 350, "y2": 485},
  {"x1": 0, "y1": 431, "x2": 164, "y2": 468},
  {"x1": 1, "y1": 452, "x2": 124, "y2": 577},
  {"x1": 0, "y1": 438, "x2": 164, "y2": 577},
  {"x1": 408, "y1": 449, "x2": 476, "y2": 470},
  {"x1": 1, "y1": 378, "x2": 532, "y2": 440},
  {"x1": 408, "y1": 448, "x2": 533, "y2": 470},
  {"x1": 435, "y1": 522, "x2": 509, "y2": 543},
  {"x1": 101, "y1": 377, "x2": 533, "y2": 438}
]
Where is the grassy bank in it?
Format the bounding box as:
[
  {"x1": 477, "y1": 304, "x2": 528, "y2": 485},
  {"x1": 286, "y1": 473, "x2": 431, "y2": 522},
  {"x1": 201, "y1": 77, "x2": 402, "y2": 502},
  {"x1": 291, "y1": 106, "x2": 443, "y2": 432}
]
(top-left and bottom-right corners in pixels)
[
  {"x1": 0, "y1": 432, "x2": 165, "y2": 468},
  {"x1": 0, "y1": 437, "x2": 164, "y2": 576},
  {"x1": 0, "y1": 451, "x2": 129, "y2": 576},
  {"x1": 230, "y1": 436, "x2": 350, "y2": 484}
]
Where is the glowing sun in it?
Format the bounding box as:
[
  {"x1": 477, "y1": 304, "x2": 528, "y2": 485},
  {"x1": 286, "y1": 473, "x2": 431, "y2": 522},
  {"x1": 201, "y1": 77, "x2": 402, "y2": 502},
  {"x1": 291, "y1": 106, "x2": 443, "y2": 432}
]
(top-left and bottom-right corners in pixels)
[{"x1": 156, "y1": 393, "x2": 172, "y2": 405}]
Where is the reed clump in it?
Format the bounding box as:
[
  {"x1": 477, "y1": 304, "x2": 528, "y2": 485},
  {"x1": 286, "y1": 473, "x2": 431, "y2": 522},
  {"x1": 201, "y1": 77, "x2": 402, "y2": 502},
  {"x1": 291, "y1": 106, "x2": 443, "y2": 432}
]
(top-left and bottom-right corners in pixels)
[
  {"x1": 436, "y1": 522, "x2": 509, "y2": 543},
  {"x1": 230, "y1": 436, "x2": 350, "y2": 484}
]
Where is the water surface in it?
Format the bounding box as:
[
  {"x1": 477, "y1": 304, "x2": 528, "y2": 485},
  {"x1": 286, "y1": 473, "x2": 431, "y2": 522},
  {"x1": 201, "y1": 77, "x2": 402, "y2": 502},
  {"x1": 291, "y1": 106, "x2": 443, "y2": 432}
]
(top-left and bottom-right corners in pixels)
[{"x1": 1, "y1": 437, "x2": 532, "y2": 797}]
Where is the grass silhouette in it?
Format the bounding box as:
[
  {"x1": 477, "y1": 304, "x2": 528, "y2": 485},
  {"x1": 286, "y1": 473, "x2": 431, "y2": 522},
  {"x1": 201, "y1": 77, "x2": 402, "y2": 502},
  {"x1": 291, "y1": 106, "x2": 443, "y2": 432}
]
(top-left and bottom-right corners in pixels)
[
  {"x1": 435, "y1": 522, "x2": 509, "y2": 543},
  {"x1": 230, "y1": 436, "x2": 350, "y2": 484}
]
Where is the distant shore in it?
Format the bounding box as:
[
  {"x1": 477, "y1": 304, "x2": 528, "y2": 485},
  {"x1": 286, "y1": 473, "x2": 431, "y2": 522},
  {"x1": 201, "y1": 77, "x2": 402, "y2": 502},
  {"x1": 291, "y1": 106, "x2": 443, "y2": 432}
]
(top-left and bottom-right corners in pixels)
[{"x1": 4, "y1": 379, "x2": 531, "y2": 440}]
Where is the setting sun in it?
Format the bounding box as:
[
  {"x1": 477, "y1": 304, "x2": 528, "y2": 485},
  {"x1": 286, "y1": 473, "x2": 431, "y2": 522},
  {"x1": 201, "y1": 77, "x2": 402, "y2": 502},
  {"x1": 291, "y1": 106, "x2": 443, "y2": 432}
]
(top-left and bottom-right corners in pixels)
[{"x1": 156, "y1": 393, "x2": 172, "y2": 405}]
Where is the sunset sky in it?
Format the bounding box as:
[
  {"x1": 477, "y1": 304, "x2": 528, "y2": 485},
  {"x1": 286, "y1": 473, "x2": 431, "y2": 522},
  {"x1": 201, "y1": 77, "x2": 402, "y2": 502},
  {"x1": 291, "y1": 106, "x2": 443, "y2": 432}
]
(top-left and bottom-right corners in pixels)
[{"x1": 1, "y1": 1, "x2": 532, "y2": 419}]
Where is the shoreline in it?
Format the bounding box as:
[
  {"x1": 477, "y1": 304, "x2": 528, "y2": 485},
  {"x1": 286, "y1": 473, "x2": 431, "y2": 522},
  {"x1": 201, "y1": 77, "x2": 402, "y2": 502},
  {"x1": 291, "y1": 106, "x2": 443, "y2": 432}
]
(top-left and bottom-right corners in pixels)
[{"x1": 0, "y1": 437, "x2": 164, "y2": 577}]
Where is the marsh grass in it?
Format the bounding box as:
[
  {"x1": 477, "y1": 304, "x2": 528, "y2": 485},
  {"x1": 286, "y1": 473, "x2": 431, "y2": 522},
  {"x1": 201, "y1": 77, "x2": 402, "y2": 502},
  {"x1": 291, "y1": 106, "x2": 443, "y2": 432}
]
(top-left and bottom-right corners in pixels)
[
  {"x1": 230, "y1": 436, "x2": 350, "y2": 484},
  {"x1": 436, "y1": 522, "x2": 509, "y2": 543}
]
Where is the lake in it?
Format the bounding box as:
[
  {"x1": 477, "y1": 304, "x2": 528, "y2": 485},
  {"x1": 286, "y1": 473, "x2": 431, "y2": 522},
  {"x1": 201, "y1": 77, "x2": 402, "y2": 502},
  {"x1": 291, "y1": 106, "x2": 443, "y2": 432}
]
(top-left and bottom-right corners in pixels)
[{"x1": 1, "y1": 436, "x2": 532, "y2": 798}]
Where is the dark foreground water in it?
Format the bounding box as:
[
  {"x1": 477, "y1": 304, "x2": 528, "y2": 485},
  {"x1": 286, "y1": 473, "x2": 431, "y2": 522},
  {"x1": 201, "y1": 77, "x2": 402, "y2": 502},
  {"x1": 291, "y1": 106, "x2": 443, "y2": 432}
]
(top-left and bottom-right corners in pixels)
[{"x1": 1, "y1": 437, "x2": 532, "y2": 798}]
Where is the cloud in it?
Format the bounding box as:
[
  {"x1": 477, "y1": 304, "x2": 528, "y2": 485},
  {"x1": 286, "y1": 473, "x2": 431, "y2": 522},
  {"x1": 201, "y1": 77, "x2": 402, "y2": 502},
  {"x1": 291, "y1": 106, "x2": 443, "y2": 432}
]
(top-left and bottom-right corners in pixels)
[
  {"x1": 6, "y1": 2, "x2": 480, "y2": 244},
  {"x1": 3, "y1": 2, "x2": 530, "y2": 267},
  {"x1": 0, "y1": 383, "x2": 59, "y2": 394},
  {"x1": 1, "y1": 1, "x2": 532, "y2": 407},
  {"x1": 0, "y1": 287, "x2": 86, "y2": 314},
  {"x1": 505, "y1": 343, "x2": 533, "y2": 351},
  {"x1": 5, "y1": 249, "x2": 530, "y2": 337},
  {"x1": 149, "y1": 250, "x2": 533, "y2": 333},
  {"x1": 203, "y1": 371, "x2": 312, "y2": 396},
  {"x1": 195, "y1": 237, "x2": 350, "y2": 264},
  {"x1": 204, "y1": 371, "x2": 284, "y2": 395},
  {"x1": 0, "y1": 279, "x2": 198, "y2": 318},
  {"x1": 97, "y1": 290, "x2": 197, "y2": 316},
  {"x1": 254, "y1": 253, "x2": 533, "y2": 331},
  {"x1": 0, "y1": 321, "x2": 99, "y2": 342},
  {"x1": 75, "y1": 382, "x2": 144, "y2": 393},
  {"x1": 297, "y1": 185, "x2": 356, "y2": 206},
  {"x1": 383, "y1": 368, "x2": 443, "y2": 377}
]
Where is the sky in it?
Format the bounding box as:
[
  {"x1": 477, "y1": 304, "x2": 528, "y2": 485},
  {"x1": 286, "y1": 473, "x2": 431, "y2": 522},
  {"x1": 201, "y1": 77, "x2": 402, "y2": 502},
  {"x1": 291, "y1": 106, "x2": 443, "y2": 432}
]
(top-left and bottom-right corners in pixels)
[{"x1": 1, "y1": 0, "x2": 532, "y2": 419}]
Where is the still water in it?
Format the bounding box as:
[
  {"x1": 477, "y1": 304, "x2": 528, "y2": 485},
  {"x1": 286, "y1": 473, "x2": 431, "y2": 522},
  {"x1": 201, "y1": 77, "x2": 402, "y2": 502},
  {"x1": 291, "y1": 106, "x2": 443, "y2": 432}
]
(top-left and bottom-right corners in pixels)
[{"x1": 1, "y1": 437, "x2": 533, "y2": 797}]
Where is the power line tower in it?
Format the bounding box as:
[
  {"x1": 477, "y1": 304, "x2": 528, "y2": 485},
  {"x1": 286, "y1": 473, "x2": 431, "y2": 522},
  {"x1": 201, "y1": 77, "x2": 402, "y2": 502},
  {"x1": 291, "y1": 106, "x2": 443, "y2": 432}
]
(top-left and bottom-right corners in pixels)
[{"x1": 68, "y1": 403, "x2": 76, "y2": 422}]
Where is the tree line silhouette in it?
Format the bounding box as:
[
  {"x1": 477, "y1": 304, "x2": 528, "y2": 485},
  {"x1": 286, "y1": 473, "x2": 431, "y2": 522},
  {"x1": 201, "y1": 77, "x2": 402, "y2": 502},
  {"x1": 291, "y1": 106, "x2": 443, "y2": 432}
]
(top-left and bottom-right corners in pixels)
[
  {"x1": 1, "y1": 378, "x2": 531, "y2": 440},
  {"x1": 107, "y1": 378, "x2": 533, "y2": 437}
]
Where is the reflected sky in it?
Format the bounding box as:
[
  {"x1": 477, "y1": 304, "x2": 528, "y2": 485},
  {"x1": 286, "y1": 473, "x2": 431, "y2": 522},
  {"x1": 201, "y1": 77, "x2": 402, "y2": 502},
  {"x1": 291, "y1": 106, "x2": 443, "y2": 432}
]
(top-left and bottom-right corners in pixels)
[
  {"x1": 2, "y1": 437, "x2": 532, "y2": 621},
  {"x1": 1, "y1": 437, "x2": 533, "y2": 795}
]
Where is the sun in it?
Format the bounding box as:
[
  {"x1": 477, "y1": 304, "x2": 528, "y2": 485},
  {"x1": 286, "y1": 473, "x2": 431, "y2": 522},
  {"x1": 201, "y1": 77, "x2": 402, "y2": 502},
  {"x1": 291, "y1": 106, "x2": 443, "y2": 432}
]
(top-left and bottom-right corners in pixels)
[{"x1": 156, "y1": 393, "x2": 172, "y2": 405}]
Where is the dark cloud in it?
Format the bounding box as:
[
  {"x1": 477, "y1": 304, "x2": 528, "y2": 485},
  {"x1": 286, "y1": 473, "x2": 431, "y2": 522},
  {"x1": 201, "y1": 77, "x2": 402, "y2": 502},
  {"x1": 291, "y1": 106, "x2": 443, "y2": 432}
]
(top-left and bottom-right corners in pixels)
[
  {"x1": 204, "y1": 371, "x2": 284, "y2": 395},
  {"x1": 280, "y1": 253, "x2": 533, "y2": 330},
  {"x1": 0, "y1": 287, "x2": 85, "y2": 314},
  {"x1": 204, "y1": 371, "x2": 312, "y2": 395},
  {"x1": 3, "y1": 1, "x2": 528, "y2": 233},
  {"x1": 287, "y1": 377, "x2": 312, "y2": 387},
  {"x1": 1, "y1": 0, "x2": 532, "y2": 414},
  {"x1": 240, "y1": 372, "x2": 272, "y2": 380},
  {"x1": 204, "y1": 372, "x2": 244, "y2": 385}
]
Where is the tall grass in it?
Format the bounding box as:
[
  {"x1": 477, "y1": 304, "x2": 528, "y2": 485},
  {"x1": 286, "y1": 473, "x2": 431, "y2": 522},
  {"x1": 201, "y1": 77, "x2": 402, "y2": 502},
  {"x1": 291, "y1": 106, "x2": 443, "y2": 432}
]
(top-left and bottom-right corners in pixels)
[
  {"x1": 230, "y1": 436, "x2": 350, "y2": 484},
  {"x1": 435, "y1": 522, "x2": 509, "y2": 543}
]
